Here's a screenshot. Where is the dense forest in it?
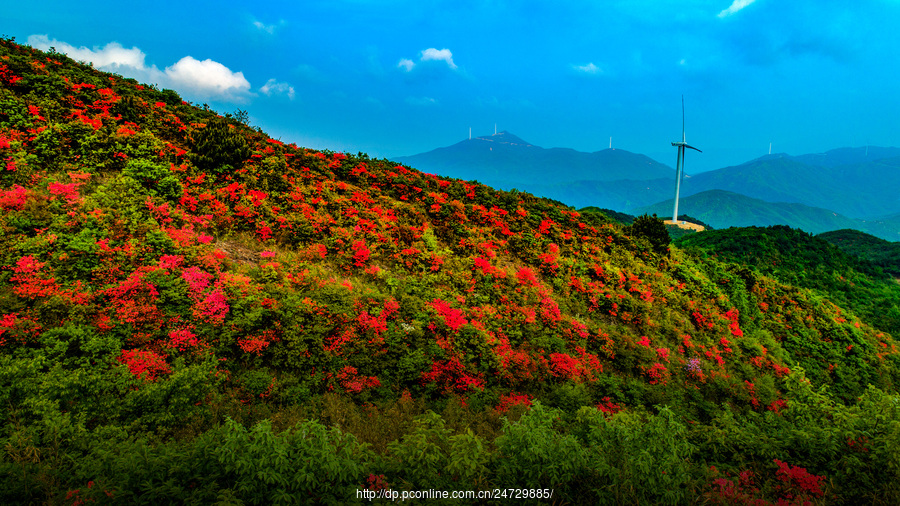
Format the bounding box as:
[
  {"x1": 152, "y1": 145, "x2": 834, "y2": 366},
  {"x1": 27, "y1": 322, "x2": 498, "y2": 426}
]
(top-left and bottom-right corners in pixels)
[
  {"x1": 2, "y1": 38, "x2": 900, "y2": 504},
  {"x1": 819, "y1": 228, "x2": 900, "y2": 278},
  {"x1": 676, "y1": 225, "x2": 900, "y2": 338}
]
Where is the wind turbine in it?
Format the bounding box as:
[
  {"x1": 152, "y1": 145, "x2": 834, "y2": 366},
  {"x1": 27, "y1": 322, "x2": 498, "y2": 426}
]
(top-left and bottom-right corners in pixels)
[{"x1": 671, "y1": 96, "x2": 701, "y2": 223}]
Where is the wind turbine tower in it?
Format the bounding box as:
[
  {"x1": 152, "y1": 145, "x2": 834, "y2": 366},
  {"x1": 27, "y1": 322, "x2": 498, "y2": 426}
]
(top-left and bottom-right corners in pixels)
[{"x1": 671, "y1": 96, "x2": 701, "y2": 223}]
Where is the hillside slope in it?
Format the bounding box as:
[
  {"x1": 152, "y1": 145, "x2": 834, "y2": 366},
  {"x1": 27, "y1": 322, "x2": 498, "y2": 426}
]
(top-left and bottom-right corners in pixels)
[
  {"x1": 676, "y1": 225, "x2": 900, "y2": 337},
  {"x1": 2, "y1": 38, "x2": 900, "y2": 504},
  {"x1": 819, "y1": 229, "x2": 900, "y2": 277}
]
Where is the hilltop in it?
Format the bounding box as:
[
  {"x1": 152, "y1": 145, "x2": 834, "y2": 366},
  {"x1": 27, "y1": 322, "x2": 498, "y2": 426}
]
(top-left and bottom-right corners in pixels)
[
  {"x1": 2, "y1": 38, "x2": 900, "y2": 504},
  {"x1": 819, "y1": 229, "x2": 900, "y2": 277},
  {"x1": 394, "y1": 132, "x2": 674, "y2": 188}
]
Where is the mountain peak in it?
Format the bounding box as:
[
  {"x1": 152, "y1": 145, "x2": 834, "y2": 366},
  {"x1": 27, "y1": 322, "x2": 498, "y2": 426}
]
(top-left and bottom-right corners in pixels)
[{"x1": 473, "y1": 131, "x2": 533, "y2": 147}]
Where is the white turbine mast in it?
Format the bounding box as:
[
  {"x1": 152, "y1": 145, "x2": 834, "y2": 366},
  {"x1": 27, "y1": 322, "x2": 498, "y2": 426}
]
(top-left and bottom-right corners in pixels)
[{"x1": 671, "y1": 96, "x2": 701, "y2": 224}]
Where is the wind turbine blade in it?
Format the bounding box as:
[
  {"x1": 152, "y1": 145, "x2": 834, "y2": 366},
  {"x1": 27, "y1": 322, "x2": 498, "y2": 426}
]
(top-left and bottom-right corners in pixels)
[{"x1": 684, "y1": 144, "x2": 702, "y2": 153}]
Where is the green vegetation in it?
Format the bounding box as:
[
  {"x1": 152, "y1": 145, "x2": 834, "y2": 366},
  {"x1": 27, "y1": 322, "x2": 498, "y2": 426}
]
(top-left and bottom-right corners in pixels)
[
  {"x1": 629, "y1": 214, "x2": 671, "y2": 253},
  {"x1": 2, "y1": 38, "x2": 900, "y2": 504},
  {"x1": 819, "y1": 229, "x2": 900, "y2": 278},
  {"x1": 579, "y1": 206, "x2": 635, "y2": 225},
  {"x1": 676, "y1": 225, "x2": 900, "y2": 337}
]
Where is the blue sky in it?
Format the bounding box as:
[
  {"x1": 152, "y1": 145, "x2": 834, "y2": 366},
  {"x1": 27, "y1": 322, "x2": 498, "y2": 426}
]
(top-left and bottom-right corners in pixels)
[{"x1": 5, "y1": 0, "x2": 899, "y2": 172}]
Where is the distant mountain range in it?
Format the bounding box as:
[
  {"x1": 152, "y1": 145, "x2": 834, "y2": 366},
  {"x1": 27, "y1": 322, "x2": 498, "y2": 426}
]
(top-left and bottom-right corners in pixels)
[
  {"x1": 679, "y1": 150, "x2": 900, "y2": 219},
  {"x1": 394, "y1": 131, "x2": 674, "y2": 186},
  {"x1": 633, "y1": 190, "x2": 868, "y2": 236},
  {"x1": 396, "y1": 135, "x2": 900, "y2": 241}
]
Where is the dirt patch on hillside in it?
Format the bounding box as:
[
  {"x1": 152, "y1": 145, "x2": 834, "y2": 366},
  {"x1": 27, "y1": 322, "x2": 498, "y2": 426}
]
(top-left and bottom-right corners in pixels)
[{"x1": 664, "y1": 220, "x2": 705, "y2": 232}]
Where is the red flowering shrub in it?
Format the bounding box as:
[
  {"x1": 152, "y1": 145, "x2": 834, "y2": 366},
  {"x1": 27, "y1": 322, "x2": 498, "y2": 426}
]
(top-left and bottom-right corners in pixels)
[
  {"x1": 539, "y1": 297, "x2": 562, "y2": 324},
  {"x1": 168, "y1": 328, "x2": 199, "y2": 351},
  {"x1": 773, "y1": 459, "x2": 825, "y2": 500},
  {"x1": 48, "y1": 181, "x2": 81, "y2": 204},
  {"x1": 421, "y1": 358, "x2": 484, "y2": 394},
  {"x1": 596, "y1": 396, "x2": 623, "y2": 415},
  {"x1": 724, "y1": 308, "x2": 743, "y2": 337},
  {"x1": 549, "y1": 353, "x2": 580, "y2": 380},
  {"x1": 430, "y1": 298, "x2": 468, "y2": 333},
  {"x1": 645, "y1": 362, "x2": 669, "y2": 385},
  {"x1": 473, "y1": 256, "x2": 505, "y2": 278},
  {"x1": 516, "y1": 266, "x2": 539, "y2": 286},
  {"x1": 238, "y1": 330, "x2": 278, "y2": 355},
  {"x1": 335, "y1": 366, "x2": 381, "y2": 394},
  {"x1": 118, "y1": 349, "x2": 171, "y2": 381},
  {"x1": 495, "y1": 392, "x2": 533, "y2": 412},
  {"x1": 352, "y1": 240, "x2": 371, "y2": 267},
  {"x1": 0, "y1": 185, "x2": 27, "y2": 210}
]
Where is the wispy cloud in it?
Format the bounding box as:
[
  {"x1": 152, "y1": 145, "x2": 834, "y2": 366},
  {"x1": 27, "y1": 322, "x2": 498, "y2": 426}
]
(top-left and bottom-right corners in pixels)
[
  {"x1": 260, "y1": 78, "x2": 295, "y2": 100},
  {"x1": 252, "y1": 19, "x2": 286, "y2": 35},
  {"x1": 28, "y1": 34, "x2": 252, "y2": 102},
  {"x1": 397, "y1": 58, "x2": 415, "y2": 72},
  {"x1": 573, "y1": 62, "x2": 602, "y2": 74},
  {"x1": 405, "y1": 96, "x2": 437, "y2": 106},
  {"x1": 718, "y1": 0, "x2": 757, "y2": 18}
]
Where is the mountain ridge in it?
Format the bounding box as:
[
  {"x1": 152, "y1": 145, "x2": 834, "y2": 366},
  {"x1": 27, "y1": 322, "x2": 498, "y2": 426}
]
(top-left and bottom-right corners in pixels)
[
  {"x1": 398, "y1": 135, "x2": 900, "y2": 236},
  {"x1": 394, "y1": 132, "x2": 675, "y2": 185}
]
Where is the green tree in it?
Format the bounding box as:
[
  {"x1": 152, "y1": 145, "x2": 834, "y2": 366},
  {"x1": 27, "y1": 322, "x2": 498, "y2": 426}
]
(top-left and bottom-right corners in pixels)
[
  {"x1": 630, "y1": 214, "x2": 670, "y2": 254},
  {"x1": 191, "y1": 117, "x2": 251, "y2": 175}
]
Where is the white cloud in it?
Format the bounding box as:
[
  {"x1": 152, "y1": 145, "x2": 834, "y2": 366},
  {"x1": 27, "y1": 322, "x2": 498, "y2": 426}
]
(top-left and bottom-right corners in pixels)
[
  {"x1": 397, "y1": 48, "x2": 460, "y2": 74},
  {"x1": 27, "y1": 34, "x2": 252, "y2": 102},
  {"x1": 28, "y1": 35, "x2": 146, "y2": 69},
  {"x1": 260, "y1": 78, "x2": 296, "y2": 100},
  {"x1": 718, "y1": 0, "x2": 757, "y2": 18},
  {"x1": 420, "y1": 48, "x2": 457, "y2": 69},
  {"x1": 164, "y1": 57, "x2": 251, "y2": 99},
  {"x1": 574, "y1": 62, "x2": 602, "y2": 74}
]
